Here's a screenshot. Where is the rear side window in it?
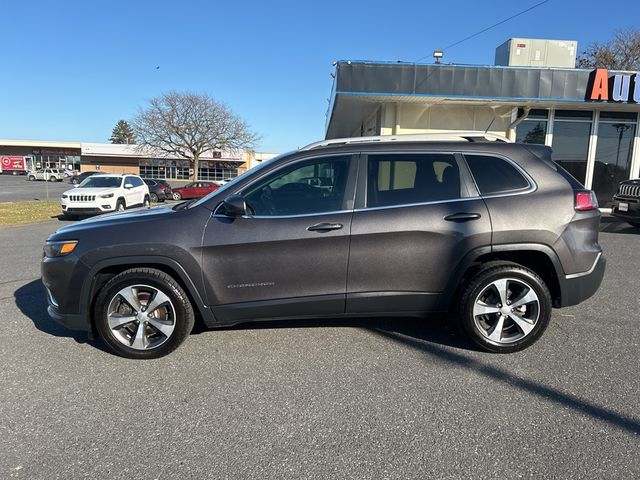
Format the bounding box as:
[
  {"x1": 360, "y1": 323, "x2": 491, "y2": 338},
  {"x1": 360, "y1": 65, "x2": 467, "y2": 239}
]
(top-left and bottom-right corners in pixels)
[
  {"x1": 465, "y1": 155, "x2": 530, "y2": 195},
  {"x1": 367, "y1": 153, "x2": 460, "y2": 208}
]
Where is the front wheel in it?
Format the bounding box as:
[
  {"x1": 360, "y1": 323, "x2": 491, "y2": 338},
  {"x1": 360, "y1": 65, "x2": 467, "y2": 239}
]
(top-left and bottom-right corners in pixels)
[
  {"x1": 458, "y1": 263, "x2": 552, "y2": 353},
  {"x1": 28, "y1": 175, "x2": 36, "y2": 181},
  {"x1": 143, "y1": 195, "x2": 150, "y2": 207},
  {"x1": 93, "y1": 268, "x2": 195, "y2": 359},
  {"x1": 49, "y1": 176, "x2": 57, "y2": 182},
  {"x1": 172, "y1": 192, "x2": 182, "y2": 201},
  {"x1": 115, "y1": 199, "x2": 126, "y2": 212}
]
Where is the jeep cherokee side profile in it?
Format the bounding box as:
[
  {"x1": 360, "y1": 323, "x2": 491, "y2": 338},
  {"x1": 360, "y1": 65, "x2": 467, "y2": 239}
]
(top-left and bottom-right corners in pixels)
[{"x1": 42, "y1": 133, "x2": 605, "y2": 359}]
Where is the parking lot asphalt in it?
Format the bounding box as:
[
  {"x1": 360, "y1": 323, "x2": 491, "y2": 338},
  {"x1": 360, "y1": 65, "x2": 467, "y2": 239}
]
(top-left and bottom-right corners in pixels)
[
  {"x1": 0, "y1": 216, "x2": 638, "y2": 479},
  {"x1": 0, "y1": 174, "x2": 187, "y2": 203},
  {"x1": 0, "y1": 174, "x2": 71, "y2": 202}
]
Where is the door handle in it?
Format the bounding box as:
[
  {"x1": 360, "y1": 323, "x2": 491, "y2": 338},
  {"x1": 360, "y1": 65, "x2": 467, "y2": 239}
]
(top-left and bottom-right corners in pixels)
[
  {"x1": 307, "y1": 222, "x2": 343, "y2": 232},
  {"x1": 444, "y1": 212, "x2": 482, "y2": 222}
]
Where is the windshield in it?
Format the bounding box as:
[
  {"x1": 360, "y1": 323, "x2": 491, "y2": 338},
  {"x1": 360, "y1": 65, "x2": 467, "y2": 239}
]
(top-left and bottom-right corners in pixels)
[
  {"x1": 79, "y1": 176, "x2": 122, "y2": 188},
  {"x1": 189, "y1": 152, "x2": 293, "y2": 208}
]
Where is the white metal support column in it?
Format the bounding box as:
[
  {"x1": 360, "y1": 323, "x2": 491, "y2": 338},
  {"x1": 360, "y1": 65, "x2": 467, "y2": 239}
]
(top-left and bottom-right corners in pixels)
[
  {"x1": 584, "y1": 110, "x2": 599, "y2": 189},
  {"x1": 545, "y1": 109, "x2": 554, "y2": 146},
  {"x1": 629, "y1": 112, "x2": 640, "y2": 180}
]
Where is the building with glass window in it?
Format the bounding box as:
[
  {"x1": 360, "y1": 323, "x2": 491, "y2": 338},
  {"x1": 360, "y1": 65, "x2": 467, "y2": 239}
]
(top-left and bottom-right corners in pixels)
[
  {"x1": 0, "y1": 140, "x2": 277, "y2": 181},
  {"x1": 325, "y1": 56, "x2": 640, "y2": 206}
]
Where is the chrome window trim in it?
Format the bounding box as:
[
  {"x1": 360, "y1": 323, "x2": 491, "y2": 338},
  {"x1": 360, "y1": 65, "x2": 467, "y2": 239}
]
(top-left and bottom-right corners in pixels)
[
  {"x1": 353, "y1": 195, "x2": 482, "y2": 213},
  {"x1": 212, "y1": 209, "x2": 353, "y2": 220}
]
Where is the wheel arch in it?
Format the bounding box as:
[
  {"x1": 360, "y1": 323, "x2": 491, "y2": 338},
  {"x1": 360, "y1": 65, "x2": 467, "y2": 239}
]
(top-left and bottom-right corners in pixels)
[
  {"x1": 81, "y1": 256, "x2": 214, "y2": 336},
  {"x1": 444, "y1": 244, "x2": 566, "y2": 311}
]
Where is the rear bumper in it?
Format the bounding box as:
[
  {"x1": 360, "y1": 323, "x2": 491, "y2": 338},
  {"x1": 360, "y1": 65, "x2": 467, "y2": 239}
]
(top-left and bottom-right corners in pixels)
[
  {"x1": 558, "y1": 252, "x2": 606, "y2": 308},
  {"x1": 611, "y1": 195, "x2": 640, "y2": 221}
]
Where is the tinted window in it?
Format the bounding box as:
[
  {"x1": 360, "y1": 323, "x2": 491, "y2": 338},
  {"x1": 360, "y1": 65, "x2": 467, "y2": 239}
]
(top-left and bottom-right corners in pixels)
[
  {"x1": 367, "y1": 153, "x2": 460, "y2": 208},
  {"x1": 465, "y1": 155, "x2": 530, "y2": 195},
  {"x1": 131, "y1": 177, "x2": 144, "y2": 187},
  {"x1": 80, "y1": 176, "x2": 122, "y2": 188},
  {"x1": 243, "y1": 156, "x2": 350, "y2": 216},
  {"x1": 143, "y1": 179, "x2": 156, "y2": 186}
]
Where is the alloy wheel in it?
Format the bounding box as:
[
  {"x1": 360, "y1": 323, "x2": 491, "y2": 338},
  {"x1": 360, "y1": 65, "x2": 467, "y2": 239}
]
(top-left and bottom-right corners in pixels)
[
  {"x1": 472, "y1": 277, "x2": 540, "y2": 344},
  {"x1": 106, "y1": 284, "x2": 176, "y2": 350}
]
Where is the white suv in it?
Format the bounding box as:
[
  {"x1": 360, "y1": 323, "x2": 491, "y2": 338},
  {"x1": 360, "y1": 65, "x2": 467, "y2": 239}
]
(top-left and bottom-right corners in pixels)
[
  {"x1": 61, "y1": 174, "x2": 150, "y2": 218},
  {"x1": 28, "y1": 168, "x2": 64, "y2": 182}
]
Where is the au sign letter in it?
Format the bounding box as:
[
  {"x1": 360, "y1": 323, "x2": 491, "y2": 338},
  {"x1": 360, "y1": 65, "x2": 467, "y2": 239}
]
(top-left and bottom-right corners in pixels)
[{"x1": 590, "y1": 68, "x2": 609, "y2": 100}]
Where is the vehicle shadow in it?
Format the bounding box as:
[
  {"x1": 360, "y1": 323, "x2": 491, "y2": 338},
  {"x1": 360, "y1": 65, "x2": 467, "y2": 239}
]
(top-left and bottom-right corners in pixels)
[
  {"x1": 600, "y1": 215, "x2": 639, "y2": 234},
  {"x1": 214, "y1": 314, "x2": 479, "y2": 351},
  {"x1": 14, "y1": 279, "x2": 108, "y2": 352}
]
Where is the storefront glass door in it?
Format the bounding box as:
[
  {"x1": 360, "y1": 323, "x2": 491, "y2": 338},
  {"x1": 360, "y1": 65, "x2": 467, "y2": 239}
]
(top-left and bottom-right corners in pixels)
[
  {"x1": 591, "y1": 112, "x2": 637, "y2": 206},
  {"x1": 551, "y1": 110, "x2": 593, "y2": 185}
]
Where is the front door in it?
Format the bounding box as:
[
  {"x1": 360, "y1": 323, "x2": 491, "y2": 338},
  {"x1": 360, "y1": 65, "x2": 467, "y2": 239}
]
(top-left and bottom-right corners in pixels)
[
  {"x1": 201, "y1": 154, "x2": 358, "y2": 323},
  {"x1": 346, "y1": 151, "x2": 491, "y2": 314}
]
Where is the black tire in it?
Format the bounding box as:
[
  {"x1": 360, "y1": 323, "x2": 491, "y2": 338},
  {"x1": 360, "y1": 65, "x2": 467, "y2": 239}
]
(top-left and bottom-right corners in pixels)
[
  {"x1": 627, "y1": 221, "x2": 640, "y2": 228},
  {"x1": 28, "y1": 175, "x2": 35, "y2": 181},
  {"x1": 115, "y1": 198, "x2": 126, "y2": 212},
  {"x1": 143, "y1": 195, "x2": 150, "y2": 207},
  {"x1": 93, "y1": 268, "x2": 195, "y2": 359},
  {"x1": 49, "y1": 176, "x2": 57, "y2": 182},
  {"x1": 458, "y1": 262, "x2": 552, "y2": 353},
  {"x1": 172, "y1": 192, "x2": 182, "y2": 201},
  {"x1": 63, "y1": 213, "x2": 77, "y2": 221},
  {"x1": 149, "y1": 192, "x2": 158, "y2": 203}
]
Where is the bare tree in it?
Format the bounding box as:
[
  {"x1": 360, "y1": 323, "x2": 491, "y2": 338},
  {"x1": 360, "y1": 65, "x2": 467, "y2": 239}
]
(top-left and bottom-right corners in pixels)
[
  {"x1": 577, "y1": 28, "x2": 640, "y2": 70},
  {"x1": 133, "y1": 91, "x2": 259, "y2": 180}
]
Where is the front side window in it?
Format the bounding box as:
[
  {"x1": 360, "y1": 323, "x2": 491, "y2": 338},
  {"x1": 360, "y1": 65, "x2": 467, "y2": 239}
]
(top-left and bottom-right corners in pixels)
[
  {"x1": 243, "y1": 156, "x2": 350, "y2": 216},
  {"x1": 465, "y1": 155, "x2": 530, "y2": 195},
  {"x1": 366, "y1": 153, "x2": 460, "y2": 208}
]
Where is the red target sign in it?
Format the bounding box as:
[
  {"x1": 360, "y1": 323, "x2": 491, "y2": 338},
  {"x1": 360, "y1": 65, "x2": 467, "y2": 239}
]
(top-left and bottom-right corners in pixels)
[{"x1": 0, "y1": 156, "x2": 26, "y2": 171}]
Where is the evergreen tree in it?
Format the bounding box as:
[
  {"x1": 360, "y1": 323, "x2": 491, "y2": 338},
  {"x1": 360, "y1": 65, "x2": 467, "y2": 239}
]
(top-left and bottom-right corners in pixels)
[{"x1": 109, "y1": 120, "x2": 137, "y2": 144}]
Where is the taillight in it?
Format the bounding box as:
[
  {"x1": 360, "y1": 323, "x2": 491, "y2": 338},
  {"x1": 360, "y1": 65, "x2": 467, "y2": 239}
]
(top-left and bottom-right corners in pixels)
[{"x1": 575, "y1": 191, "x2": 598, "y2": 211}]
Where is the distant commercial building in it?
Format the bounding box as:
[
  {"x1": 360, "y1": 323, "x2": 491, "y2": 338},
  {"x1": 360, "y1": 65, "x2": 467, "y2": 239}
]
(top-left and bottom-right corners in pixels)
[
  {"x1": 0, "y1": 140, "x2": 277, "y2": 181},
  {"x1": 325, "y1": 38, "x2": 640, "y2": 205}
]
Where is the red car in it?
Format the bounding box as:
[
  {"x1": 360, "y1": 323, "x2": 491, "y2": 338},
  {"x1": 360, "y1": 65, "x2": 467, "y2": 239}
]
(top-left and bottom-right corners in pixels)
[{"x1": 171, "y1": 181, "x2": 219, "y2": 200}]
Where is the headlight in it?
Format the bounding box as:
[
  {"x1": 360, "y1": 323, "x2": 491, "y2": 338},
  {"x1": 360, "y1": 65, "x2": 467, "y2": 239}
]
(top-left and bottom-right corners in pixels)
[
  {"x1": 99, "y1": 193, "x2": 114, "y2": 198},
  {"x1": 61, "y1": 194, "x2": 68, "y2": 199},
  {"x1": 44, "y1": 240, "x2": 78, "y2": 258}
]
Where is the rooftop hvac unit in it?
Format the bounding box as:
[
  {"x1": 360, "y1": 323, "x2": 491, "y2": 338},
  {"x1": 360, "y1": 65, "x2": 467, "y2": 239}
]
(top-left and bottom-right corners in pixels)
[{"x1": 495, "y1": 38, "x2": 577, "y2": 68}]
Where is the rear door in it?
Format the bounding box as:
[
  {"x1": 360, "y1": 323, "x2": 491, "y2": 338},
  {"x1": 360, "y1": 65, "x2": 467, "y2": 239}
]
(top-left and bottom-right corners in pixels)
[
  {"x1": 201, "y1": 154, "x2": 357, "y2": 323},
  {"x1": 346, "y1": 151, "x2": 491, "y2": 314}
]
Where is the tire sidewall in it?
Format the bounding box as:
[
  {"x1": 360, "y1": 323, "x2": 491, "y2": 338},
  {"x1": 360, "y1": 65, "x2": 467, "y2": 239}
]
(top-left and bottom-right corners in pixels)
[
  {"x1": 150, "y1": 193, "x2": 158, "y2": 203},
  {"x1": 460, "y1": 266, "x2": 552, "y2": 353},
  {"x1": 94, "y1": 270, "x2": 194, "y2": 359}
]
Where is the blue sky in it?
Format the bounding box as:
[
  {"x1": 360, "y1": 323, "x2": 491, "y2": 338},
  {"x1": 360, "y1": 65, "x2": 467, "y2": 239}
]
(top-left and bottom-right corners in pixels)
[{"x1": 0, "y1": 0, "x2": 638, "y2": 152}]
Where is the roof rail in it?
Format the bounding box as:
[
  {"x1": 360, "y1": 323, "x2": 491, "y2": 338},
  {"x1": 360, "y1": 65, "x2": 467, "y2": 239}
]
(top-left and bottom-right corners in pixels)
[{"x1": 301, "y1": 132, "x2": 512, "y2": 150}]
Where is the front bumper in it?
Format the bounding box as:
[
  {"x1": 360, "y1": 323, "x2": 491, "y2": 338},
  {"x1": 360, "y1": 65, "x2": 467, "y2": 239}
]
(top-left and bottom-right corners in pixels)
[
  {"x1": 559, "y1": 252, "x2": 606, "y2": 308},
  {"x1": 62, "y1": 199, "x2": 117, "y2": 215},
  {"x1": 611, "y1": 195, "x2": 640, "y2": 221},
  {"x1": 42, "y1": 255, "x2": 92, "y2": 332}
]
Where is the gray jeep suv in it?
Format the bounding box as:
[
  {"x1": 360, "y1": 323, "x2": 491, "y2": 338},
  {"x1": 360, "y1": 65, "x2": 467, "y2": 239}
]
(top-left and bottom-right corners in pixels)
[{"x1": 42, "y1": 133, "x2": 605, "y2": 359}]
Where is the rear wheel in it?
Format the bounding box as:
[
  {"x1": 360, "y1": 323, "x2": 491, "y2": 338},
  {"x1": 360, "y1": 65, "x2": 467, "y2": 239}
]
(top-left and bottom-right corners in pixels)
[
  {"x1": 49, "y1": 176, "x2": 57, "y2": 182},
  {"x1": 28, "y1": 175, "x2": 35, "y2": 181},
  {"x1": 93, "y1": 268, "x2": 195, "y2": 359},
  {"x1": 149, "y1": 192, "x2": 158, "y2": 203},
  {"x1": 458, "y1": 263, "x2": 552, "y2": 353}
]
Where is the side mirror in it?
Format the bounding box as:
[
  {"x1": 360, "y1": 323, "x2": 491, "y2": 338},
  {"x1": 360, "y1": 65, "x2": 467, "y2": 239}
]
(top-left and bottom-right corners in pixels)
[
  {"x1": 124, "y1": 183, "x2": 133, "y2": 189},
  {"x1": 221, "y1": 194, "x2": 248, "y2": 217}
]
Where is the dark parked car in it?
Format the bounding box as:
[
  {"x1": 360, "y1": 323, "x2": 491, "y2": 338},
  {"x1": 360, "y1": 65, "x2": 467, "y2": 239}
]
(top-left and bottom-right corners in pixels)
[
  {"x1": 611, "y1": 179, "x2": 640, "y2": 227},
  {"x1": 42, "y1": 133, "x2": 605, "y2": 359},
  {"x1": 171, "y1": 181, "x2": 218, "y2": 200},
  {"x1": 69, "y1": 171, "x2": 100, "y2": 185},
  {"x1": 143, "y1": 178, "x2": 173, "y2": 203}
]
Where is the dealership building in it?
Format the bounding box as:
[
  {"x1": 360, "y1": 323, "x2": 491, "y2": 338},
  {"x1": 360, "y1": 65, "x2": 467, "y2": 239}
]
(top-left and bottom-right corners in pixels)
[
  {"x1": 325, "y1": 39, "x2": 640, "y2": 205},
  {"x1": 0, "y1": 140, "x2": 276, "y2": 182}
]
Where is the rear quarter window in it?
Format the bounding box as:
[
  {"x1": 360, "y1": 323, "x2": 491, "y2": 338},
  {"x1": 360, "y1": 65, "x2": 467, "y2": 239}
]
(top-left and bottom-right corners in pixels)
[{"x1": 465, "y1": 154, "x2": 530, "y2": 195}]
